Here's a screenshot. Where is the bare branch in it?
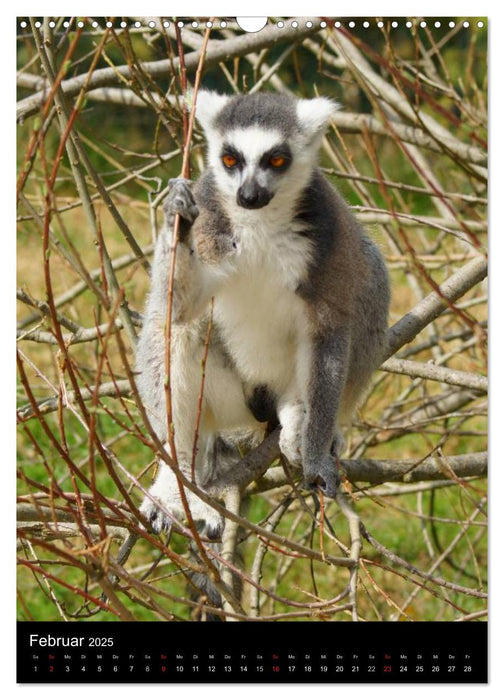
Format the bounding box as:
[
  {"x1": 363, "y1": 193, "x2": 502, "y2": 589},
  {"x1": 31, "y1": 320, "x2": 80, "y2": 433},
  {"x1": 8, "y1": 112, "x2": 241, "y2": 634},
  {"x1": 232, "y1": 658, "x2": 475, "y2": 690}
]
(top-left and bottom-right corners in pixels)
[
  {"x1": 381, "y1": 357, "x2": 487, "y2": 392},
  {"x1": 387, "y1": 256, "x2": 487, "y2": 357},
  {"x1": 17, "y1": 20, "x2": 323, "y2": 122}
]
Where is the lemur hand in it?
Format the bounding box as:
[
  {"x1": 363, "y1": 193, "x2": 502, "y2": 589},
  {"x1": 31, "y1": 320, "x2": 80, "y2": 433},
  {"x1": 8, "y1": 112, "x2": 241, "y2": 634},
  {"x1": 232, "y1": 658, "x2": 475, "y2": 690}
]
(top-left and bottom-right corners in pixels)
[{"x1": 163, "y1": 178, "x2": 199, "y2": 241}]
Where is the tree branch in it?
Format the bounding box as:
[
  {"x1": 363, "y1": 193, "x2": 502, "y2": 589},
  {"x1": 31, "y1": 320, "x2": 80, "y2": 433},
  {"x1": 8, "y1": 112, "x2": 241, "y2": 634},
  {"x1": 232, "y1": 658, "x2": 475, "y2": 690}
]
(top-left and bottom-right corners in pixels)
[
  {"x1": 17, "y1": 20, "x2": 323, "y2": 122},
  {"x1": 386, "y1": 255, "x2": 487, "y2": 357},
  {"x1": 380, "y1": 357, "x2": 487, "y2": 392},
  {"x1": 250, "y1": 451, "x2": 487, "y2": 494}
]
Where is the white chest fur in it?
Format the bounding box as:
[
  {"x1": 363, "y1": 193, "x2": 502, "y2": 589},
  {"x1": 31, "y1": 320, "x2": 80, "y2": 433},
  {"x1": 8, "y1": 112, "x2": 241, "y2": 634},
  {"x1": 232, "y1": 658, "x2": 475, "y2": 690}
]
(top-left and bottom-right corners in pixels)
[{"x1": 213, "y1": 212, "x2": 312, "y2": 392}]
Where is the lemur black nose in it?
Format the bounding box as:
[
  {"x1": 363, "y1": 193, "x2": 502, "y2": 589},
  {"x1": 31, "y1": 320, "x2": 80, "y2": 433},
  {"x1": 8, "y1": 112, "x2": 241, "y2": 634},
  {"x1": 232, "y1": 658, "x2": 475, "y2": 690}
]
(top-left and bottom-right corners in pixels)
[{"x1": 237, "y1": 182, "x2": 272, "y2": 209}]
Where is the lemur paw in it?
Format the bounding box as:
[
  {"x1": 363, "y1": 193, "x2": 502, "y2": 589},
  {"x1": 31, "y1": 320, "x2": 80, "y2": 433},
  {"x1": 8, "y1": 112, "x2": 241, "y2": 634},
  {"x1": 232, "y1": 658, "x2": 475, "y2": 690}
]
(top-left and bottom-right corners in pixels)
[
  {"x1": 278, "y1": 403, "x2": 305, "y2": 467},
  {"x1": 140, "y1": 466, "x2": 223, "y2": 540},
  {"x1": 163, "y1": 178, "x2": 199, "y2": 235},
  {"x1": 280, "y1": 426, "x2": 340, "y2": 498},
  {"x1": 279, "y1": 426, "x2": 303, "y2": 467},
  {"x1": 303, "y1": 454, "x2": 341, "y2": 499}
]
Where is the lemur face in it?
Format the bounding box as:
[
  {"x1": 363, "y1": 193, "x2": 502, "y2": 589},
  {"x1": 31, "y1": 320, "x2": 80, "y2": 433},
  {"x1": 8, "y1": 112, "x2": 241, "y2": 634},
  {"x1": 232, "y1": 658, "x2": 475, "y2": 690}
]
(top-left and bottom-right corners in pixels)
[
  {"x1": 217, "y1": 126, "x2": 293, "y2": 210},
  {"x1": 194, "y1": 91, "x2": 338, "y2": 211}
]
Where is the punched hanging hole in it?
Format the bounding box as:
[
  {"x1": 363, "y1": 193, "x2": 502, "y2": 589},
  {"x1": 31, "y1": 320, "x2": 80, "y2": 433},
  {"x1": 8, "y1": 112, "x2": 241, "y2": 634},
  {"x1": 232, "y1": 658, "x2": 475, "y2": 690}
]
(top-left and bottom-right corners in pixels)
[{"x1": 236, "y1": 17, "x2": 268, "y2": 33}]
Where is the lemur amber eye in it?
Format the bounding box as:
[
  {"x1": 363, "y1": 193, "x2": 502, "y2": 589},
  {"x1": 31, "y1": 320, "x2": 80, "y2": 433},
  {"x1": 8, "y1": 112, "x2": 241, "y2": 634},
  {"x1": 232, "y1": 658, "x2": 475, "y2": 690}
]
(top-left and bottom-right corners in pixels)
[
  {"x1": 269, "y1": 154, "x2": 286, "y2": 169},
  {"x1": 222, "y1": 154, "x2": 238, "y2": 169}
]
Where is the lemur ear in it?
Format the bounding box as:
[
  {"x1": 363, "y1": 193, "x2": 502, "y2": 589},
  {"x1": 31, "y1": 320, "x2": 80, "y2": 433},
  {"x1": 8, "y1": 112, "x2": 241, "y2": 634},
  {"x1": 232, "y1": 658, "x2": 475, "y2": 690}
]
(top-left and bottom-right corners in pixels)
[
  {"x1": 296, "y1": 97, "x2": 340, "y2": 143},
  {"x1": 191, "y1": 90, "x2": 231, "y2": 133}
]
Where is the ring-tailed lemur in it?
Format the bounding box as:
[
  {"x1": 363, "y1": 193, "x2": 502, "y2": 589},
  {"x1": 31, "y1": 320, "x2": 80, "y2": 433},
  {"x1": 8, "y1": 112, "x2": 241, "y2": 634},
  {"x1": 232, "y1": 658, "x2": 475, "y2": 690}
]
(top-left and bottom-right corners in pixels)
[{"x1": 136, "y1": 91, "x2": 390, "y2": 538}]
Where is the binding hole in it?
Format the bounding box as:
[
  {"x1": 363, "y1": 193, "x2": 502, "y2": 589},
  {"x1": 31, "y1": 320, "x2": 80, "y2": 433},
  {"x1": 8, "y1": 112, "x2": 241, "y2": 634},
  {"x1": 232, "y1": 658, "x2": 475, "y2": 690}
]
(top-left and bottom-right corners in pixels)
[{"x1": 236, "y1": 17, "x2": 268, "y2": 32}]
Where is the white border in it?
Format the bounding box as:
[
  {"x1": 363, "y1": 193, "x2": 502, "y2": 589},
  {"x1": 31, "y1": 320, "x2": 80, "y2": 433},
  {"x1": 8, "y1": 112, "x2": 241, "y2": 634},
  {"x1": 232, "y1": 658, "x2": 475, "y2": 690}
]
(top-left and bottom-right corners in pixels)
[{"x1": 6, "y1": 4, "x2": 501, "y2": 698}]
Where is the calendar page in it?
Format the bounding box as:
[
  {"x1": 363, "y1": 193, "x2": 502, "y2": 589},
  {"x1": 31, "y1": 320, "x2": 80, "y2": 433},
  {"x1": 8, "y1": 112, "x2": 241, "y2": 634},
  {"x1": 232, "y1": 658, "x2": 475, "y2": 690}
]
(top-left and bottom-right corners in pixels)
[{"x1": 16, "y1": 16, "x2": 488, "y2": 684}]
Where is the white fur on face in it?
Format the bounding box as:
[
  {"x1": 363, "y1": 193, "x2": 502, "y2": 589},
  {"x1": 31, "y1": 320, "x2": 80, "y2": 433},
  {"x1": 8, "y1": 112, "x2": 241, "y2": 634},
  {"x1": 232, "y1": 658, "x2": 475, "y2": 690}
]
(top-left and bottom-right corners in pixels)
[
  {"x1": 207, "y1": 126, "x2": 283, "y2": 192},
  {"x1": 208, "y1": 125, "x2": 320, "y2": 216},
  {"x1": 223, "y1": 126, "x2": 285, "y2": 162}
]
